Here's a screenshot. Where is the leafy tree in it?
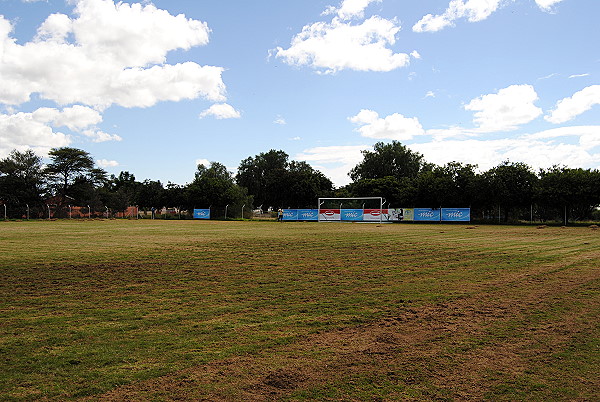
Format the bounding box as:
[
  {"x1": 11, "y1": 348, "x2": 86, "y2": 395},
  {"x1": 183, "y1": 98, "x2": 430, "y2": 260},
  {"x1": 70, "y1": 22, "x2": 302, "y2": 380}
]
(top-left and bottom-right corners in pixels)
[
  {"x1": 349, "y1": 176, "x2": 414, "y2": 207},
  {"x1": 108, "y1": 171, "x2": 140, "y2": 212},
  {"x1": 284, "y1": 161, "x2": 333, "y2": 208},
  {"x1": 137, "y1": 180, "x2": 165, "y2": 211},
  {"x1": 414, "y1": 162, "x2": 479, "y2": 207},
  {"x1": 236, "y1": 150, "x2": 331, "y2": 209},
  {"x1": 164, "y1": 182, "x2": 186, "y2": 212},
  {"x1": 0, "y1": 149, "x2": 46, "y2": 217},
  {"x1": 537, "y1": 167, "x2": 600, "y2": 222},
  {"x1": 236, "y1": 150, "x2": 288, "y2": 209},
  {"x1": 350, "y1": 141, "x2": 427, "y2": 181},
  {"x1": 482, "y1": 161, "x2": 537, "y2": 221},
  {"x1": 187, "y1": 162, "x2": 250, "y2": 217},
  {"x1": 45, "y1": 147, "x2": 95, "y2": 202}
]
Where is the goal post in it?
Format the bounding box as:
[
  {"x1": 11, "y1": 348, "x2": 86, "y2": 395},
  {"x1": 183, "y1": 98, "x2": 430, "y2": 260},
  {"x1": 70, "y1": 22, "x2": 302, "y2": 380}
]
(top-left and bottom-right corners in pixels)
[{"x1": 317, "y1": 197, "x2": 383, "y2": 224}]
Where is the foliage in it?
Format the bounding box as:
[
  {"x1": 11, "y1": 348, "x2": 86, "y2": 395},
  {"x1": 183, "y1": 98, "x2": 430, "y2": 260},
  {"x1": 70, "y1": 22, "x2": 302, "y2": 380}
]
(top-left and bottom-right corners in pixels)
[
  {"x1": 45, "y1": 147, "x2": 95, "y2": 200},
  {"x1": 186, "y1": 162, "x2": 251, "y2": 217},
  {"x1": 349, "y1": 141, "x2": 428, "y2": 181},
  {"x1": 236, "y1": 150, "x2": 333, "y2": 209},
  {"x1": 537, "y1": 166, "x2": 600, "y2": 221},
  {"x1": 1, "y1": 143, "x2": 599, "y2": 222},
  {"x1": 0, "y1": 149, "x2": 46, "y2": 216}
]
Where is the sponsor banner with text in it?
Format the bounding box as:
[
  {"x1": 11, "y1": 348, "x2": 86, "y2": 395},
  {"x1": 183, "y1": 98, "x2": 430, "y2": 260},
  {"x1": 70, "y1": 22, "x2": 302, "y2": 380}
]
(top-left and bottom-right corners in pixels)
[
  {"x1": 441, "y1": 208, "x2": 471, "y2": 221},
  {"x1": 413, "y1": 208, "x2": 441, "y2": 221},
  {"x1": 341, "y1": 209, "x2": 364, "y2": 221},
  {"x1": 297, "y1": 209, "x2": 319, "y2": 221},
  {"x1": 364, "y1": 209, "x2": 387, "y2": 221},
  {"x1": 282, "y1": 209, "x2": 299, "y2": 221},
  {"x1": 193, "y1": 209, "x2": 210, "y2": 219},
  {"x1": 319, "y1": 209, "x2": 341, "y2": 221}
]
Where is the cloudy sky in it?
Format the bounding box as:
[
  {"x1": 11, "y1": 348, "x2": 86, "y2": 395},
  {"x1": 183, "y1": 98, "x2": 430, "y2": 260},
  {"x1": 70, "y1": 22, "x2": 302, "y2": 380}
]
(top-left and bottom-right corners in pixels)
[{"x1": 1, "y1": 0, "x2": 598, "y2": 186}]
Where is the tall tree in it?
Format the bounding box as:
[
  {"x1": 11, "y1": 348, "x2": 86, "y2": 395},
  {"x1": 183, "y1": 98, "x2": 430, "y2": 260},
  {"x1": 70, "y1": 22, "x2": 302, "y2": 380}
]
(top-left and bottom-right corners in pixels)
[
  {"x1": 187, "y1": 162, "x2": 250, "y2": 217},
  {"x1": 350, "y1": 141, "x2": 427, "y2": 181},
  {"x1": 537, "y1": 167, "x2": 600, "y2": 222},
  {"x1": 284, "y1": 161, "x2": 333, "y2": 208},
  {"x1": 45, "y1": 147, "x2": 95, "y2": 201},
  {"x1": 0, "y1": 149, "x2": 46, "y2": 217},
  {"x1": 414, "y1": 162, "x2": 479, "y2": 207},
  {"x1": 137, "y1": 180, "x2": 165, "y2": 211},
  {"x1": 236, "y1": 150, "x2": 333, "y2": 209},
  {"x1": 236, "y1": 150, "x2": 288, "y2": 209},
  {"x1": 482, "y1": 161, "x2": 537, "y2": 221}
]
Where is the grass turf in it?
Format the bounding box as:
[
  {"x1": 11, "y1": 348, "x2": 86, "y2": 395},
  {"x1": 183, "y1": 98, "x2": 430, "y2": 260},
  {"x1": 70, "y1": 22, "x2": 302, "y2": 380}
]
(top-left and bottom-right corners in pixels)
[{"x1": 0, "y1": 220, "x2": 598, "y2": 400}]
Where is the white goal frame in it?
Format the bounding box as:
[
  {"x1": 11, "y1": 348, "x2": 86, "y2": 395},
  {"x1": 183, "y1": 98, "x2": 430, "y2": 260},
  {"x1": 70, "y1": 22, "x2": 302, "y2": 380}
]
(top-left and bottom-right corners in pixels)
[{"x1": 317, "y1": 197, "x2": 383, "y2": 224}]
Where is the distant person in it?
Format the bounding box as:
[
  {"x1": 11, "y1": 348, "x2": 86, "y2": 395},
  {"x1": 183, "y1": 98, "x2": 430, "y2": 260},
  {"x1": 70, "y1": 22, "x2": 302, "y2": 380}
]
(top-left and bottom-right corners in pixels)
[{"x1": 277, "y1": 208, "x2": 283, "y2": 222}]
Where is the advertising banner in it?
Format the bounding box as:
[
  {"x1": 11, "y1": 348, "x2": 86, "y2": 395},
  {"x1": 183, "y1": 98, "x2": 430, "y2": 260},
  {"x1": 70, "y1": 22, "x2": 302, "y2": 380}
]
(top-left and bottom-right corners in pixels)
[
  {"x1": 341, "y1": 209, "x2": 364, "y2": 221},
  {"x1": 319, "y1": 209, "x2": 341, "y2": 221},
  {"x1": 297, "y1": 209, "x2": 319, "y2": 221},
  {"x1": 403, "y1": 208, "x2": 414, "y2": 221},
  {"x1": 385, "y1": 208, "x2": 405, "y2": 222},
  {"x1": 441, "y1": 208, "x2": 471, "y2": 222},
  {"x1": 413, "y1": 208, "x2": 441, "y2": 221},
  {"x1": 282, "y1": 209, "x2": 298, "y2": 221},
  {"x1": 364, "y1": 209, "x2": 389, "y2": 221},
  {"x1": 193, "y1": 209, "x2": 210, "y2": 219}
]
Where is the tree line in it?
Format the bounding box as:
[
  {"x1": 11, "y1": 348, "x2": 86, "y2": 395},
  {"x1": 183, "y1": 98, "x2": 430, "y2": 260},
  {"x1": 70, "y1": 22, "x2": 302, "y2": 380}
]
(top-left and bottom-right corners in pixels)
[{"x1": 1, "y1": 142, "x2": 599, "y2": 222}]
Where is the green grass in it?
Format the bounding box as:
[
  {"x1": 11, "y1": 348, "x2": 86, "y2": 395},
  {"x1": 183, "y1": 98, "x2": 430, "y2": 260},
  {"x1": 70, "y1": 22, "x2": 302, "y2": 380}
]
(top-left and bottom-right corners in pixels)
[{"x1": 0, "y1": 220, "x2": 598, "y2": 400}]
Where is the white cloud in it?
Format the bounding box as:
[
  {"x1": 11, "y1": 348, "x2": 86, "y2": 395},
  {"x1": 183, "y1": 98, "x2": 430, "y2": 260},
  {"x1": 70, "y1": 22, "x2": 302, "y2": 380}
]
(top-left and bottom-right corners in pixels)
[
  {"x1": 413, "y1": 137, "x2": 599, "y2": 172},
  {"x1": 535, "y1": 0, "x2": 565, "y2": 12},
  {"x1": 0, "y1": 110, "x2": 71, "y2": 157},
  {"x1": 323, "y1": 0, "x2": 381, "y2": 20},
  {"x1": 568, "y1": 73, "x2": 590, "y2": 79},
  {"x1": 274, "y1": 7, "x2": 410, "y2": 73},
  {"x1": 295, "y1": 145, "x2": 369, "y2": 186},
  {"x1": 0, "y1": 0, "x2": 226, "y2": 109},
  {"x1": 274, "y1": 116, "x2": 287, "y2": 125},
  {"x1": 523, "y1": 126, "x2": 600, "y2": 150},
  {"x1": 413, "y1": 0, "x2": 568, "y2": 32},
  {"x1": 52, "y1": 105, "x2": 103, "y2": 131},
  {"x1": 425, "y1": 91, "x2": 436, "y2": 98},
  {"x1": 426, "y1": 126, "x2": 479, "y2": 140},
  {"x1": 538, "y1": 73, "x2": 558, "y2": 80},
  {"x1": 83, "y1": 129, "x2": 122, "y2": 143},
  {"x1": 199, "y1": 103, "x2": 241, "y2": 119},
  {"x1": 349, "y1": 109, "x2": 425, "y2": 140},
  {"x1": 97, "y1": 159, "x2": 119, "y2": 167},
  {"x1": 410, "y1": 50, "x2": 421, "y2": 59},
  {"x1": 413, "y1": 0, "x2": 503, "y2": 33},
  {"x1": 464, "y1": 84, "x2": 543, "y2": 132},
  {"x1": 545, "y1": 85, "x2": 600, "y2": 124},
  {"x1": 195, "y1": 158, "x2": 210, "y2": 167}
]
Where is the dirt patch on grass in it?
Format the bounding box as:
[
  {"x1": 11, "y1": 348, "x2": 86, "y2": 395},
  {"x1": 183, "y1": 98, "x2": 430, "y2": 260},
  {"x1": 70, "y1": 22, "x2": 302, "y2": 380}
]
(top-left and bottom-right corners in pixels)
[{"x1": 93, "y1": 250, "x2": 599, "y2": 401}]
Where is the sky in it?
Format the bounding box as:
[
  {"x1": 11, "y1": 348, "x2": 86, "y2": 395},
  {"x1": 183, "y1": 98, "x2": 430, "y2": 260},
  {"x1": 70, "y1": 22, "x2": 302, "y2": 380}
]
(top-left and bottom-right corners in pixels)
[{"x1": 0, "y1": 0, "x2": 598, "y2": 187}]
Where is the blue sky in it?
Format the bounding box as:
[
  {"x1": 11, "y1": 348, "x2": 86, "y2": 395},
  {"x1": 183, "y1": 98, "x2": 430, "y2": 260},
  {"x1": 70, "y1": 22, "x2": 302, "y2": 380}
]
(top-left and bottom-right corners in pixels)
[{"x1": 1, "y1": 0, "x2": 598, "y2": 186}]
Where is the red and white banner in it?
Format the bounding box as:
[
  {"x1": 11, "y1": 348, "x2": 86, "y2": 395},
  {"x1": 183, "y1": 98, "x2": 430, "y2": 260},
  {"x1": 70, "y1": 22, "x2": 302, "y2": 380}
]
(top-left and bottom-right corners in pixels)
[
  {"x1": 319, "y1": 209, "x2": 341, "y2": 221},
  {"x1": 363, "y1": 209, "x2": 389, "y2": 221}
]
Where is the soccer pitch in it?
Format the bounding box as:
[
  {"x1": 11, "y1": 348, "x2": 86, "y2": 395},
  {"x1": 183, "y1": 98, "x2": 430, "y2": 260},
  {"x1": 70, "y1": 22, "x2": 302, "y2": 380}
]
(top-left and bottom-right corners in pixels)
[{"x1": 1, "y1": 220, "x2": 598, "y2": 400}]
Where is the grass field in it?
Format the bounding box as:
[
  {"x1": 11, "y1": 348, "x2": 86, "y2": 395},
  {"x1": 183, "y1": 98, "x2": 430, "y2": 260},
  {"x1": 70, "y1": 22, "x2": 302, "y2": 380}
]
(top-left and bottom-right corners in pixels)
[{"x1": 0, "y1": 220, "x2": 598, "y2": 400}]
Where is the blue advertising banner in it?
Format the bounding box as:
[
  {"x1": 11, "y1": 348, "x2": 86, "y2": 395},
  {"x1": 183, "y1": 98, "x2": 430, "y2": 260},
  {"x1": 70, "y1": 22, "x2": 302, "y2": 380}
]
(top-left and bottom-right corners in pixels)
[
  {"x1": 442, "y1": 208, "x2": 471, "y2": 221},
  {"x1": 193, "y1": 209, "x2": 210, "y2": 219},
  {"x1": 413, "y1": 208, "x2": 441, "y2": 221},
  {"x1": 282, "y1": 209, "x2": 298, "y2": 221},
  {"x1": 297, "y1": 209, "x2": 319, "y2": 221},
  {"x1": 341, "y1": 209, "x2": 364, "y2": 221}
]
